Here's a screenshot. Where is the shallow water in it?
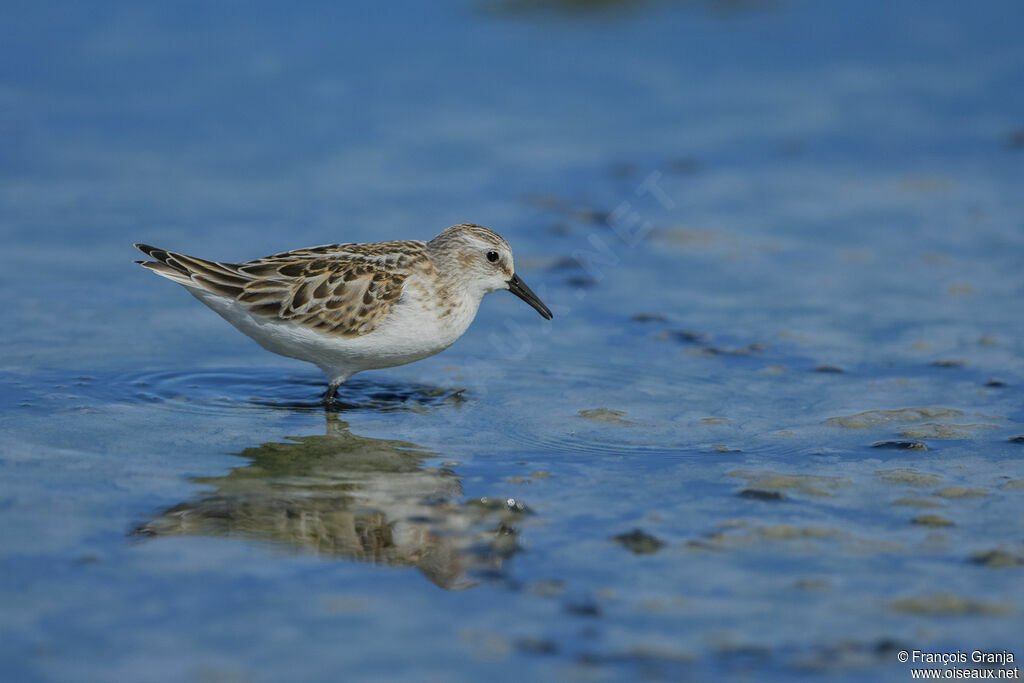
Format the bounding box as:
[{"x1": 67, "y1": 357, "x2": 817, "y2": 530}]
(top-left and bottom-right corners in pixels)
[{"x1": 3, "y1": 1, "x2": 1024, "y2": 681}]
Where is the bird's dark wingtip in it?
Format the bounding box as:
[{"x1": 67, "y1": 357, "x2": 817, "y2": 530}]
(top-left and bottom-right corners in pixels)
[{"x1": 134, "y1": 244, "x2": 170, "y2": 262}]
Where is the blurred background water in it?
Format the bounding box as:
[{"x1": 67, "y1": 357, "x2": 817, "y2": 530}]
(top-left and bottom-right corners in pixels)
[{"x1": 2, "y1": 1, "x2": 1023, "y2": 681}]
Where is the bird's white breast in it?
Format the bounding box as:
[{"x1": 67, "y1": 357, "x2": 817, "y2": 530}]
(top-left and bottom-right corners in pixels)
[{"x1": 186, "y1": 271, "x2": 481, "y2": 384}]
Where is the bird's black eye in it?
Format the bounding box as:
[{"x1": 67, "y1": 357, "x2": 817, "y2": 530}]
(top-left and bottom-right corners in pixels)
[{"x1": 486, "y1": 251, "x2": 500, "y2": 263}]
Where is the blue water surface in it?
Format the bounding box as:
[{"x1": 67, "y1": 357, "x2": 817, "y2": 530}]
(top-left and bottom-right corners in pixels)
[{"x1": 2, "y1": 1, "x2": 1023, "y2": 681}]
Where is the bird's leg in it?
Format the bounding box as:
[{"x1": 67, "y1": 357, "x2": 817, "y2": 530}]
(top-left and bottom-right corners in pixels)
[{"x1": 323, "y1": 381, "x2": 340, "y2": 404}]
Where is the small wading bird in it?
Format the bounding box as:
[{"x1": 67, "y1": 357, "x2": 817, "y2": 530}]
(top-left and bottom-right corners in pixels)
[{"x1": 134, "y1": 224, "x2": 552, "y2": 402}]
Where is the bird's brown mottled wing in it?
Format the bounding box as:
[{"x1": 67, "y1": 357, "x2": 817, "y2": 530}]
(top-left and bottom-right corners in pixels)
[{"x1": 135, "y1": 241, "x2": 429, "y2": 337}]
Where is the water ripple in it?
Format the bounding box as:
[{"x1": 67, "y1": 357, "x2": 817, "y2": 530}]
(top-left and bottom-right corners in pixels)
[{"x1": 11, "y1": 368, "x2": 464, "y2": 416}]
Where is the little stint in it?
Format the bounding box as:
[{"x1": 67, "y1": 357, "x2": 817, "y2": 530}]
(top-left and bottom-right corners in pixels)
[{"x1": 135, "y1": 224, "x2": 552, "y2": 401}]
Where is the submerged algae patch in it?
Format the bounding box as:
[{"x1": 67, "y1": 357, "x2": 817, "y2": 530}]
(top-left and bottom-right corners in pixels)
[
  {"x1": 738, "y1": 488, "x2": 785, "y2": 501},
  {"x1": 910, "y1": 514, "x2": 955, "y2": 528},
  {"x1": 756, "y1": 525, "x2": 841, "y2": 540},
  {"x1": 688, "y1": 521, "x2": 903, "y2": 554},
  {"x1": 826, "y1": 407, "x2": 964, "y2": 429},
  {"x1": 871, "y1": 440, "x2": 928, "y2": 451},
  {"x1": 612, "y1": 528, "x2": 666, "y2": 555},
  {"x1": 874, "y1": 469, "x2": 943, "y2": 487},
  {"x1": 578, "y1": 408, "x2": 633, "y2": 425},
  {"x1": 935, "y1": 486, "x2": 989, "y2": 498},
  {"x1": 970, "y1": 549, "x2": 1024, "y2": 568},
  {"x1": 892, "y1": 497, "x2": 945, "y2": 508},
  {"x1": 728, "y1": 470, "x2": 848, "y2": 497},
  {"x1": 898, "y1": 423, "x2": 999, "y2": 439},
  {"x1": 890, "y1": 593, "x2": 1013, "y2": 616}
]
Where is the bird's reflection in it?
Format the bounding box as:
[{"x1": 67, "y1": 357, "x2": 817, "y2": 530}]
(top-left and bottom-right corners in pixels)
[{"x1": 135, "y1": 415, "x2": 526, "y2": 590}]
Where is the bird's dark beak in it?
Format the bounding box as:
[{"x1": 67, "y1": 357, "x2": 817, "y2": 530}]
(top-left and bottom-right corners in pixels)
[{"x1": 507, "y1": 273, "x2": 553, "y2": 320}]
